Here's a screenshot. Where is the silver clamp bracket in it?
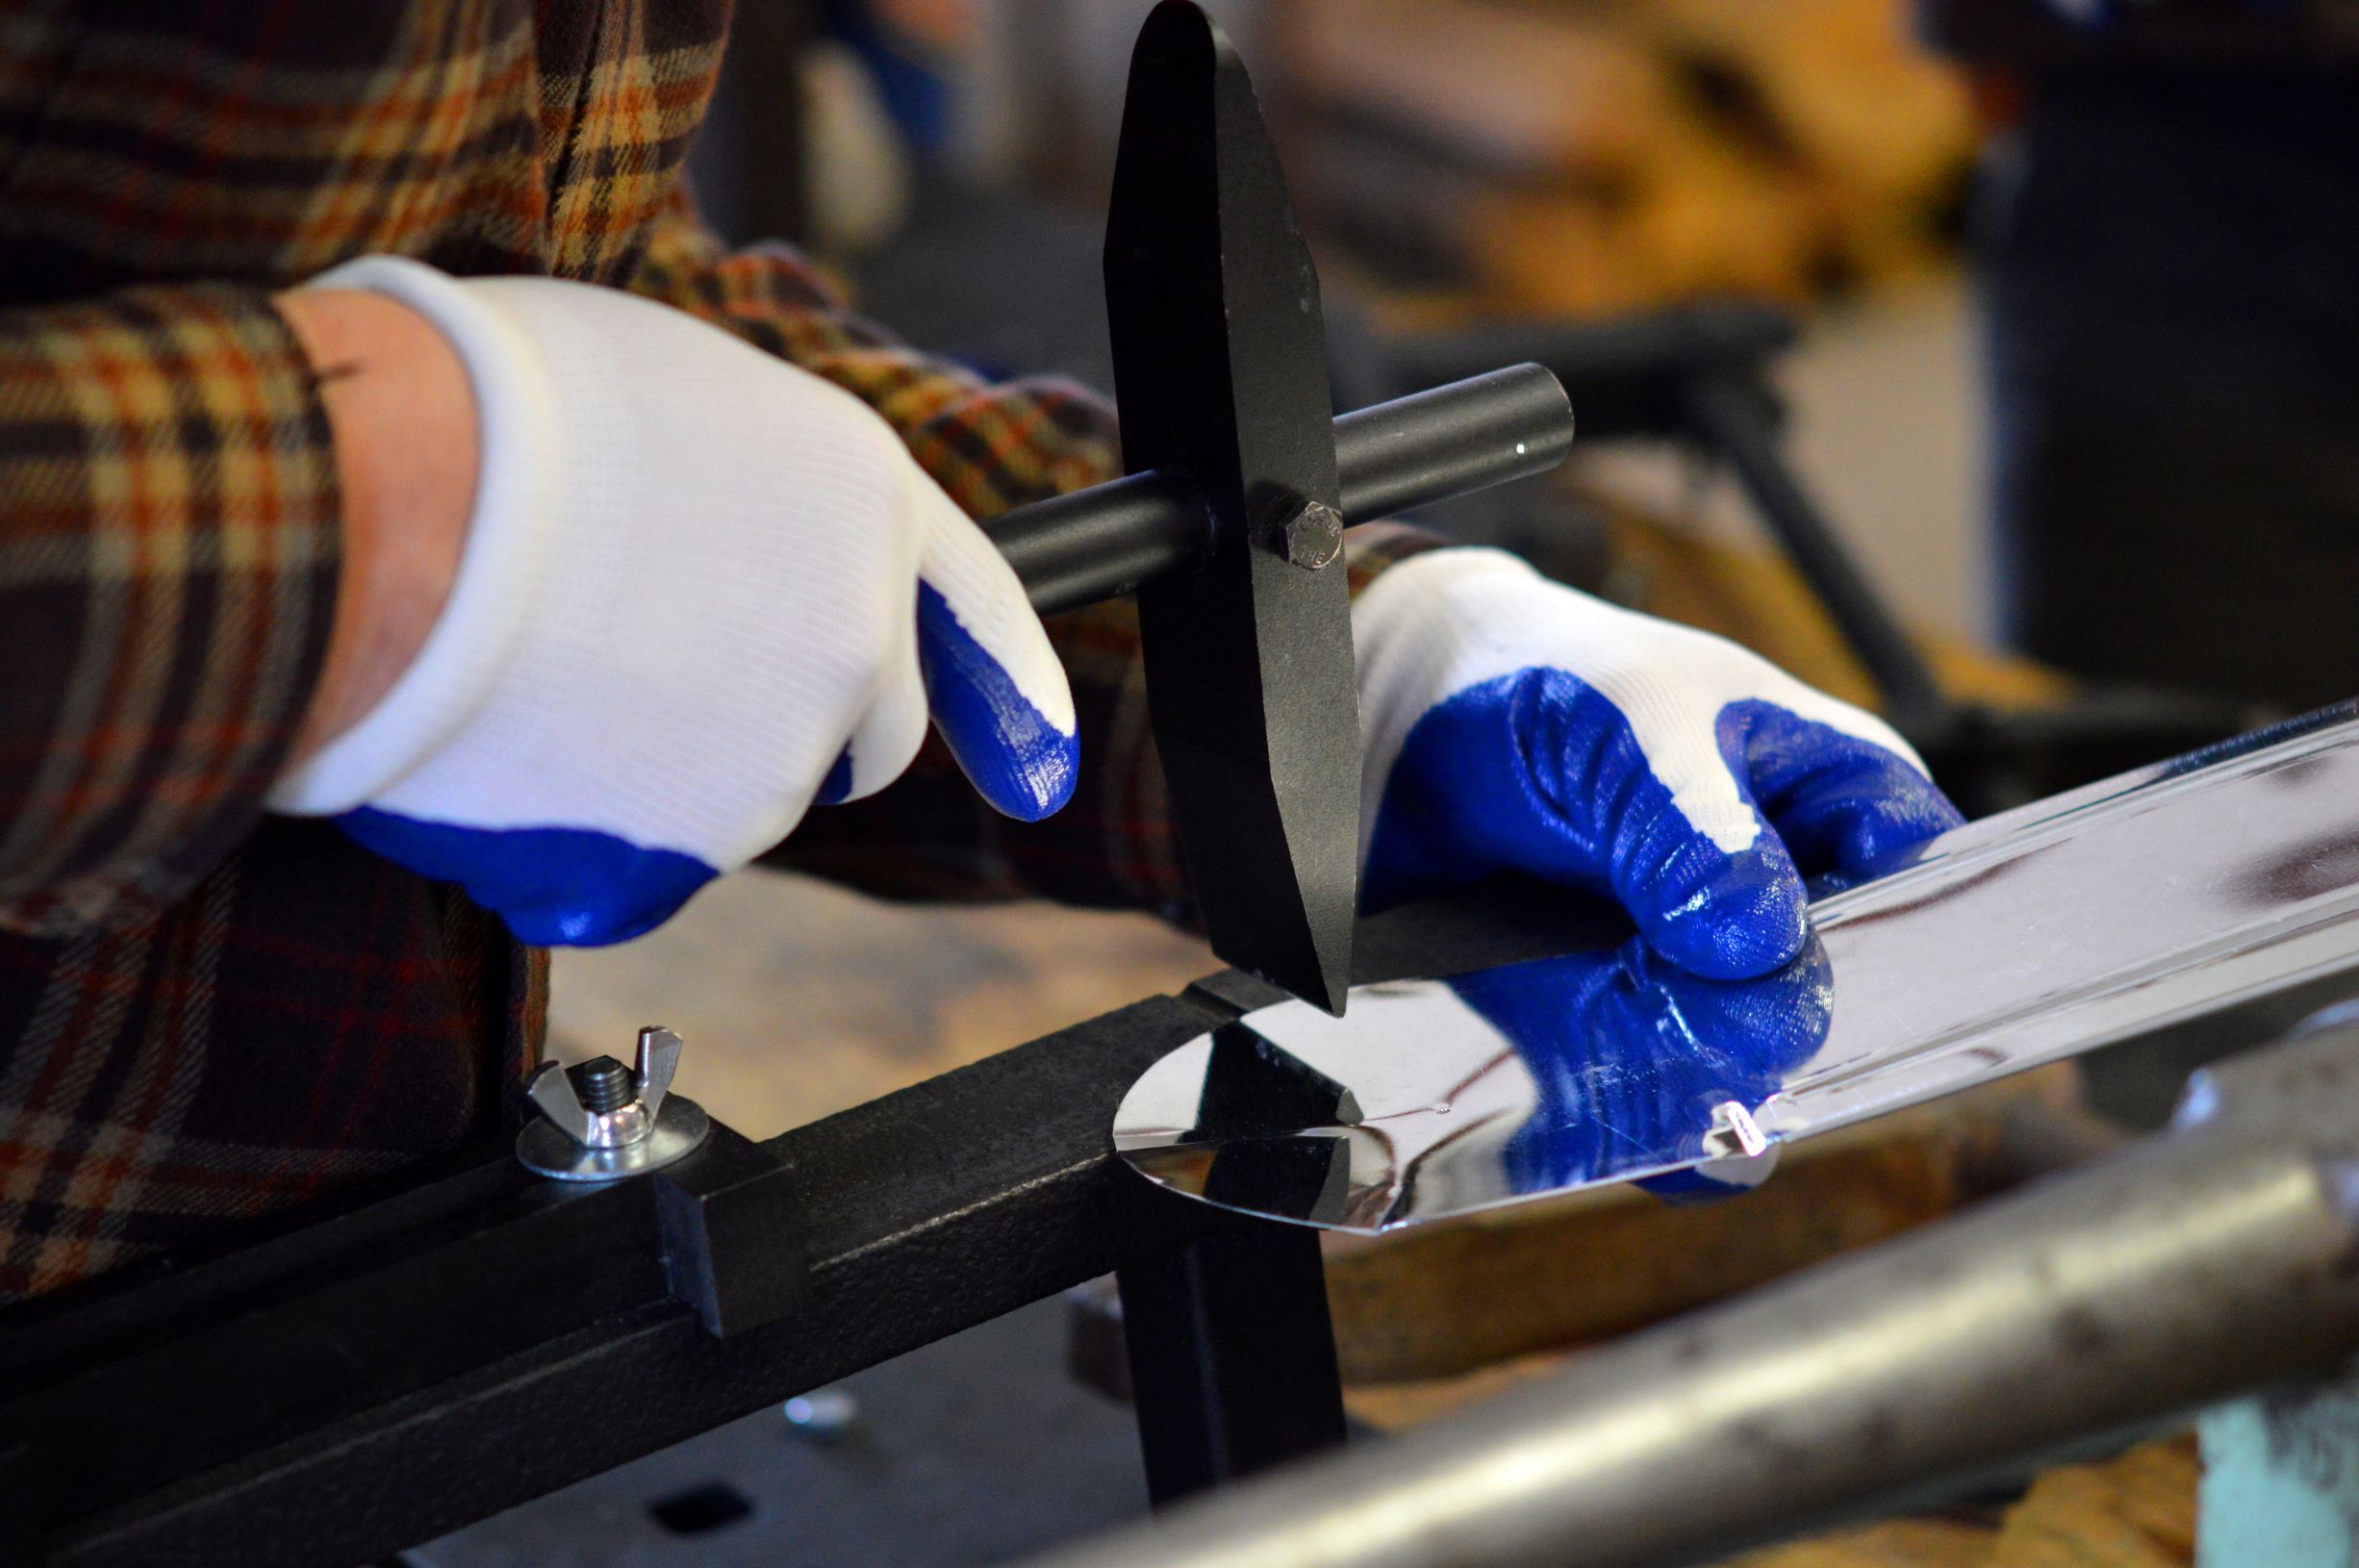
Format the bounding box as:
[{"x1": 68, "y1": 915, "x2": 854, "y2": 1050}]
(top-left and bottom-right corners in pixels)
[{"x1": 518, "y1": 1025, "x2": 711, "y2": 1182}]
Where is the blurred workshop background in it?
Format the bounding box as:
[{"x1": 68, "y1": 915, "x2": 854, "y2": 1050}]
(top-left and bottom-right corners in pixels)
[
  {"x1": 497, "y1": 5, "x2": 2357, "y2": 1566},
  {"x1": 697, "y1": 0, "x2": 1989, "y2": 639}
]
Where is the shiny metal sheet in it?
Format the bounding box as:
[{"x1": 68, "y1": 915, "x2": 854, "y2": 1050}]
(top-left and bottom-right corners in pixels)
[{"x1": 1114, "y1": 706, "x2": 2359, "y2": 1230}]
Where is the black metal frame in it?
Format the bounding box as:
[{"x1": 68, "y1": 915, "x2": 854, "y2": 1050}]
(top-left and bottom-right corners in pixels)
[{"x1": 0, "y1": 885, "x2": 1617, "y2": 1567}]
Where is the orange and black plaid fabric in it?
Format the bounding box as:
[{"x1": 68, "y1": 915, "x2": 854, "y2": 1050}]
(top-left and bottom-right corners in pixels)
[{"x1": 0, "y1": 2, "x2": 1444, "y2": 1302}]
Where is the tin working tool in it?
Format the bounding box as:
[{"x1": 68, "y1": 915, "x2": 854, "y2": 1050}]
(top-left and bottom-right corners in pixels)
[{"x1": 978, "y1": 2, "x2": 1575, "y2": 1014}]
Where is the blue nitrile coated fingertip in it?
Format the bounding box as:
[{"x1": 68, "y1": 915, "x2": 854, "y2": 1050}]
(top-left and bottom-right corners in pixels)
[
  {"x1": 1637, "y1": 845, "x2": 1811, "y2": 980},
  {"x1": 915, "y1": 582, "x2": 1078, "y2": 821},
  {"x1": 1364, "y1": 669, "x2": 1609, "y2": 913},
  {"x1": 337, "y1": 809, "x2": 719, "y2": 947},
  {"x1": 1367, "y1": 670, "x2": 1955, "y2": 979},
  {"x1": 1715, "y1": 700, "x2": 1965, "y2": 881},
  {"x1": 1467, "y1": 934, "x2": 1832, "y2": 1196},
  {"x1": 1365, "y1": 669, "x2": 1804, "y2": 975}
]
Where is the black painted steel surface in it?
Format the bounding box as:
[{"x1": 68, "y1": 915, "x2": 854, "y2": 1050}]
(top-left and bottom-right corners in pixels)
[
  {"x1": 1103, "y1": 2, "x2": 1363, "y2": 1015},
  {"x1": 990, "y1": 366, "x2": 1575, "y2": 619},
  {"x1": 1119, "y1": 1222, "x2": 1349, "y2": 1506},
  {"x1": 0, "y1": 885, "x2": 1623, "y2": 1568}
]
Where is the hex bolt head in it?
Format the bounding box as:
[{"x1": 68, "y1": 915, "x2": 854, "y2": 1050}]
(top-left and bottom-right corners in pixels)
[{"x1": 1278, "y1": 499, "x2": 1343, "y2": 570}]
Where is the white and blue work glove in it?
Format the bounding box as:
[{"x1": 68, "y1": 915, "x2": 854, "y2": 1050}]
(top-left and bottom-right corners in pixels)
[
  {"x1": 1469, "y1": 934, "x2": 1833, "y2": 1200},
  {"x1": 268, "y1": 257, "x2": 1077, "y2": 946},
  {"x1": 1357, "y1": 547, "x2": 1962, "y2": 978}
]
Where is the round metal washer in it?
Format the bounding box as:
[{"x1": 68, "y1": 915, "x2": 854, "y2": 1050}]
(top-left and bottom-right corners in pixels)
[{"x1": 517, "y1": 1096, "x2": 711, "y2": 1182}]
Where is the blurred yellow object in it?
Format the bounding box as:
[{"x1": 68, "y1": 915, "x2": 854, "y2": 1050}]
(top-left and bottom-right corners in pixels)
[
  {"x1": 1475, "y1": 124, "x2": 1828, "y2": 315},
  {"x1": 1286, "y1": 0, "x2": 1671, "y2": 178},
  {"x1": 1993, "y1": 1436, "x2": 2197, "y2": 1567},
  {"x1": 1597, "y1": 495, "x2": 2069, "y2": 715},
  {"x1": 1712, "y1": 1435, "x2": 2198, "y2": 1567},
  {"x1": 1280, "y1": 0, "x2": 1976, "y2": 316},
  {"x1": 1618, "y1": 0, "x2": 1977, "y2": 208},
  {"x1": 1722, "y1": 1520, "x2": 1996, "y2": 1568}
]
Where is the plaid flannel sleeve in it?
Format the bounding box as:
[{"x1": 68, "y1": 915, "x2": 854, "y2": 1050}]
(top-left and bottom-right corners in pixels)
[
  {"x1": 0, "y1": 286, "x2": 340, "y2": 936},
  {"x1": 622, "y1": 206, "x2": 1452, "y2": 915}
]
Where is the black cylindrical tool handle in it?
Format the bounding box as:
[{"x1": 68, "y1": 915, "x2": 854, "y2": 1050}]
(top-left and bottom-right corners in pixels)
[
  {"x1": 989, "y1": 364, "x2": 1574, "y2": 617},
  {"x1": 989, "y1": 470, "x2": 1203, "y2": 620},
  {"x1": 1333, "y1": 362, "x2": 1574, "y2": 522}
]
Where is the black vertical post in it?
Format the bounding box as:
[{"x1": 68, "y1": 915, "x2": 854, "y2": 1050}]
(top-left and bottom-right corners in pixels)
[
  {"x1": 1682, "y1": 369, "x2": 1947, "y2": 726},
  {"x1": 1116, "y1": 1219, "x2": 1348, "y2": 1507},
  {"x1": 1, "y1": 1444, "x2": 40, "y2": 1566}
]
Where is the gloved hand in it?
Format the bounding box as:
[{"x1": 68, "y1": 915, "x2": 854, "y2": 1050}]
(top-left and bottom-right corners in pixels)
[
  {"x1": 1357, "y1": 547, "x2": 1961, "y2": 978},
  {"x1": 1460, "y1": 934, "x2": 1832, "y2": 1200},
  {"x1": 269, "y1": 256, "x2": 1076, "y2": 946}
]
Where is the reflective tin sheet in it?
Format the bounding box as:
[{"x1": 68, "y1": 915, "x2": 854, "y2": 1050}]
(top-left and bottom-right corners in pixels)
[{"x1": 1114, "y1": 705, "x2": 2359, "y2": 1230}]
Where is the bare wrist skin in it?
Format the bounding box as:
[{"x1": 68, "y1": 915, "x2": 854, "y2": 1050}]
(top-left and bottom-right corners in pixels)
[{"x1": 275, "y1": 289, "x2": 478, "y2": 767}]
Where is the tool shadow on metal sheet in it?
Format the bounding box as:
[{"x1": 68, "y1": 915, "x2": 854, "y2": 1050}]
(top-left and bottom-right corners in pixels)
[{"x1": 1120, "y1": 702, "x2": 2359, "y2": 1231}]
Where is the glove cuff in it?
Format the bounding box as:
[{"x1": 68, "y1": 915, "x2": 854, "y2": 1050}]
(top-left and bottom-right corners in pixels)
[{"x1": 269, "y1": 256, "x2": 553, "y2": 814}]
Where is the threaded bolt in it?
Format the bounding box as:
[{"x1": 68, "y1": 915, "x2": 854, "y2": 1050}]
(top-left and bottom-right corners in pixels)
[
  {"x1": 573, "y1": 1056, "x2": 637, "y2": 1115},
  {"x1": 1279, "y1": 499, "x2": 1343, "y2": 570}
]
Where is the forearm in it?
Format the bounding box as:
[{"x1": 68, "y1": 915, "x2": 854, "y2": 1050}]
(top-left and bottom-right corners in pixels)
[
  {"x1": 271, "y1": 290, "x2": 474, "y2": 766},
  {"x1": 0, "y1": 284, "x2": 342, "y2": 932}
]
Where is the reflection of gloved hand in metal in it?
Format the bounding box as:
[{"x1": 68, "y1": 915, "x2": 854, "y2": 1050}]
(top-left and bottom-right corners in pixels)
[
  {"x1": 268, "y1": 257, "x2": 1076, "y2": 946},
  {"x1": 1454, "y1": 934, "x2": 1833, "y2": 1197},
  {"x1": 1357, "y1": 548, "x2": 1961, "y2": 978}
]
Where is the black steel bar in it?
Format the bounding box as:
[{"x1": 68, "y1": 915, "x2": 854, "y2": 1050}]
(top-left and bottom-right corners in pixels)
[
  {"x1": 990, "y1": 3, "x2": 1576, "y2": 1017},
  {"x1": 1332, "y1": 366, "x2": 1575, "y2": 526},
  {"x1": 1683, "y1": 369, "x2": 1947, "y2": 722},
  {"x1": 1118, "y1": 1222, "x2": 1348, "y2": 1506},
  {"x1": 12, "y1": 998, "x2": 1227, "y2": 1568},
  {"x1": 0, "y1": 885, "x2": 1621, "y2": 1568},
  {"x1": 1105, "y1": 0, "x2": 1365, "y2": 1014},
  {"x1": 994, "y1": 470, "x2": 1205, "y2": 619},
  {"x1": 1117, "y1": 1017, "x2": 1356, "y2": 1505},
  {"x1": 992, "y1": 365, "x2": 1575, "y2": 619}
]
